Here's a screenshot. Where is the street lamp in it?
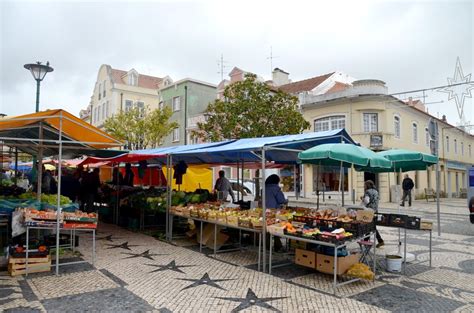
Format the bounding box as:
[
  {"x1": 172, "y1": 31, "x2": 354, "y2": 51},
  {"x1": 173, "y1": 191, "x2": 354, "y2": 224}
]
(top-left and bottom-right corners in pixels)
[{"x1": 24, "y1": 61, "x2": 54, "y2": 112}]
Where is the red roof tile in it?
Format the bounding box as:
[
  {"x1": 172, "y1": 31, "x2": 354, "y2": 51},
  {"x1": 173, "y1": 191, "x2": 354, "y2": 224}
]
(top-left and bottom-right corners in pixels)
[
  {"x1": 111, "y1": 69, "x2": 163, "y2": 89},
  {"x1": 325, "y1": 82, "x2": 350, "y2": 94},
  {"x1": 278, "y1": 72, "x2": 334, "y2": 94}
]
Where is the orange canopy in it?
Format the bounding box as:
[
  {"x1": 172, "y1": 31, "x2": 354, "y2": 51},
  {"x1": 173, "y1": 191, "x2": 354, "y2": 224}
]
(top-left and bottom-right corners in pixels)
[{"x1": 0, "y1": 109, "x2": 122, "y2": 149}]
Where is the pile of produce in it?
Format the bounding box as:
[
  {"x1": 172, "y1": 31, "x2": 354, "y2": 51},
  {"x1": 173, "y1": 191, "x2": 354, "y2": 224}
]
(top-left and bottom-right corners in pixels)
[
  {"x1": 0, "y1": 183, "x2": 26, "y2": 198},
  {"x1": 346, "y1": 263, "x2": 375, "y2": 280}
]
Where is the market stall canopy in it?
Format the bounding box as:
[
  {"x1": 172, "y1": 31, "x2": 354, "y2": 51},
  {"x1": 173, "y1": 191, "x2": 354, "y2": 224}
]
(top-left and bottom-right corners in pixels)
[
  {"x1": 361, "y1": 149, "x2": 438, "y2": 172},
  {"x1": 79, "y1": 140, "x2": 236, "y2": 165},
  {"x1": 298, "y1": 143, "x2": 392, "y2": 170},
  {"x1": 172, "y1": 129, "x2": 356, "y2": 164},
  {"x1": 0, "y1": 109, "x2": 124, "y2": 157}
]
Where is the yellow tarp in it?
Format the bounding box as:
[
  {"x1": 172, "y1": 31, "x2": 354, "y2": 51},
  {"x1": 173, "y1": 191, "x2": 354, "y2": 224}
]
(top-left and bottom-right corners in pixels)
[
  {"x1": 163, "y1": 165, "x2": 213, "y2": 192},
  {"x1": 0, "y1": 109, "x2": 122, "y2": 149}
]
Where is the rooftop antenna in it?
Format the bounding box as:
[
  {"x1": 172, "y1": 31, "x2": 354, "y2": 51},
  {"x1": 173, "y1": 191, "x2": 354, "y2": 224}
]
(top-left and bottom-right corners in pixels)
[
  {"x1": 266, "y1": 46, "x2": 279, "y2": 76},
  {"x1": 217, "y1": 54, "x2": 229, "y2": 81}
]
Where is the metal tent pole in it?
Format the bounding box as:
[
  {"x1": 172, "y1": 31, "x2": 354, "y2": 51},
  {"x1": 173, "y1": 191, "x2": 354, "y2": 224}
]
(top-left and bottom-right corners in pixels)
[
  {"x1": 261, "y1": 148, "x2": 266, "y2": 272},
  {"x1": 339, "y1": 161, "x2": 344, "y2": 206},
  {"x1": 436, "y1": 163, "x2": 441, "y2": 235},
  {"x1": 55, "y1": 112, "x2": 63, "y2": 275},
  {"x1": 37, "y1": 123, "x2": 43, "y2": 201}
]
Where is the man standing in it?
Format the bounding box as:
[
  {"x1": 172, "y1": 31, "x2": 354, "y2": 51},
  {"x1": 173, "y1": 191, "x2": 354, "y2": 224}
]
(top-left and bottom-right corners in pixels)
[
  {"x1": 401, "y1": 174, "x2": 414, "y2": 207},
  {"x1": 214, "y1": 170, "x2": 235, "y2": 202}
]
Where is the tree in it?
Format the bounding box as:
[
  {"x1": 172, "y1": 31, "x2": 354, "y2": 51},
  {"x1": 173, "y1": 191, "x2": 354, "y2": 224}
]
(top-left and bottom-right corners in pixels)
[
  {"x1": 194, "y1": 74, "x2": 310, "y2": 141},
  {"x1": 104, "y1": 106, "x2": 178, "y2": 150},
  {"x1": 193, "y1": 73, "x2": 310, "y2": 200}
]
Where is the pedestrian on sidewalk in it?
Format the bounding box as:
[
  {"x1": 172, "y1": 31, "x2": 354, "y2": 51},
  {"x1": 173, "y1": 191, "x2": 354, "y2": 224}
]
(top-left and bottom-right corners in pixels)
[
  {"x1": 361, "y1": 180, "x2": 384, "y2": 248},
  {"x1": 401, "y1": 174, "x2": 414, "y2": 207}
]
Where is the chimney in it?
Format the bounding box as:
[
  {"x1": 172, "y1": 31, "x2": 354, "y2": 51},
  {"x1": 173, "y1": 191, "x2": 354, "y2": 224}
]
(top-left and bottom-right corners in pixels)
[
  {"x1": 442, "y1": 115, "x2": 447, "y2": 122},
  {"x1": 272, "y1": 68, "x2": 290, "y2": 86}
]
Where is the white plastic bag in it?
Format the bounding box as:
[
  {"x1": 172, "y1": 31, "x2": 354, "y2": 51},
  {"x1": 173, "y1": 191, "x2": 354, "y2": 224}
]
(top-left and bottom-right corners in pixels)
[{"x1": 11, "y1": 209, "x2": 26, "y2": 237}]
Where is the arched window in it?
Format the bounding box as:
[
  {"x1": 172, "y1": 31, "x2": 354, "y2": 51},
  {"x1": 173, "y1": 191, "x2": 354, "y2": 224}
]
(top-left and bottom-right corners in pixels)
[
  {"x1": 394, "y1": 116, "x2": 400, "y2": 138},
  {"x1": 128, "y1": 72, "x2": 138, "y2": 86},
  {"x1": 454, "y1": 139, "x2": 457, "y2": 154},
  {"x1": 425, "y1": 127, "x2": 429, "y2": 146},
  {"x1": 314, "y1": 115, "x2": 345, "y2": 132}
]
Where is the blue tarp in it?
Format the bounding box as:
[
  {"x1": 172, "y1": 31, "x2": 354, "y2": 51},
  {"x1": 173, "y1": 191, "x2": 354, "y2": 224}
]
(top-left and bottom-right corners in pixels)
[{"x1": 172, "y1": 129, "x2": 356, "y2": 164}]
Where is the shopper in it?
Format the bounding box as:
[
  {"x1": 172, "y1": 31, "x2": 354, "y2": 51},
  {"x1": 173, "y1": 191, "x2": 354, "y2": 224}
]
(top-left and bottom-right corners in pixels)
[
  {"x1": 83, "y1": 168, "x2": 101, "y2": 212},
  {"x1": 123, "y1": 163, "x2": 134, "y2": 187},
  {"x1": 401, "y1": 174, "x2": 414, "y2": 207},
  {"x1": 41, "y1": 166, "x2": 52, "y2": 194},
  {"x1": 112, "y1": 167, "x2": 124, "y2": 185},
  {"x1": 362, "y1": 180, "x2": 384, "y2": 248},
  {"x1": 214, "y1": 170, "x2": 235, "y2": 202},
  {"x1": 265, "y1": 174, "x2": 288, "y2": 209}
]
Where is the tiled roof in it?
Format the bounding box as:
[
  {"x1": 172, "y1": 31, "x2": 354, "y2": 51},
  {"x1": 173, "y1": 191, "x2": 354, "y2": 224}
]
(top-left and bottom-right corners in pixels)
[
  {"x1": 326, "y1": 82, "x2": 350, "y2": 94},
  {"x1": 278, "y1": 72, "x2": 334, "y2": 94},
  {"x1": 111, "y1": 69, "x2": 163, "y2": 89}
]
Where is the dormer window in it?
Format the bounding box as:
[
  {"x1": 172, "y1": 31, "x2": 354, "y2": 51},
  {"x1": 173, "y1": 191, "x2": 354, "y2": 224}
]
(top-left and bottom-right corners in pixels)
[{"x1": 128, "y1": 72, "x2": 138, "y2": 86}]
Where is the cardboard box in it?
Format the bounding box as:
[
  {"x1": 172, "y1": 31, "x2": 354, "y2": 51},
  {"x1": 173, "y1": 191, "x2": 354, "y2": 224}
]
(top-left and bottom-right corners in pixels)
[
  {"x1": 205, "y1": 232, "x2": 229, "y2": 250},
  {"x1": 295, "y1": 249, "x2": 316, "y2": 269},
  {"x1": 420, "y1": 221, "x2": 433, "y2": 230},
  {"x1": 316, "y1": 252, "x2": 360, "y2": 275},
  {"x1": 198, "y1": 224, "x2": 220, "y2": 245},
  {"x1": 356, "y1": 210, "x2": 374, "y2": 223}
]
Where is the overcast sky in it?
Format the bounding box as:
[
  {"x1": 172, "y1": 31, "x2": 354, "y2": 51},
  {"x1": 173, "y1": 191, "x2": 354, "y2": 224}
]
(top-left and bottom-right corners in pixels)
[{"x1": 1, "y1": 0, "x2": 472, "y2": 127}]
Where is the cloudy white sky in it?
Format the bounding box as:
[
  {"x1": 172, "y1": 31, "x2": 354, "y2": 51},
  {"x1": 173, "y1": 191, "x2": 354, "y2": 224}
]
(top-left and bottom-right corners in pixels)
[{"x1": 0, "y1": 0, "x2": 473, "y2": 127}]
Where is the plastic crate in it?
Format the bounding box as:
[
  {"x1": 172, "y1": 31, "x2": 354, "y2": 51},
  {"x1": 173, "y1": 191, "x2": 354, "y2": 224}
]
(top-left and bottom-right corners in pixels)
[
  {"x1": 389, "y1": 214, "x2": 407, "y2": 228},
  {"x1": 406, "y1": 216, "x2": 421, "y2": 229}
]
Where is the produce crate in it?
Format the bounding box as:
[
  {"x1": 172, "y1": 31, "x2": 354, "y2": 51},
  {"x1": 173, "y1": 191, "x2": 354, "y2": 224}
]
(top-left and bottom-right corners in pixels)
[
  {"x1": 8, "y1": 255, "x2": 51, "y2": 276},
  {"x1": 227, "y1": 215, "x2": 239, "y2": 227},
  {"x1": 343, "y1": 221, "x2": 375, "y2": 237},
  {"x1": 267, "y1": 224, "x2": 285, "y2": 236},
  {"x1": 389, "y1": 214, "x2": 407, "y2": 228},
  {"x1": 238, "y1": 217, "x2": 251, "y2": 228},
  {"x1": 406, "y1": 216, "x2": 421, "y2": 229},
  {"x1": 251, "y1": 219, "x2": 263, "y2": 230}
]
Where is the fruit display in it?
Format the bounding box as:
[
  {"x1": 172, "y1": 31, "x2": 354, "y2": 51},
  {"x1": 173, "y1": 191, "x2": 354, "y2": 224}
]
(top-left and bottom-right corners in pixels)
[{"x1": 19, "y1": 207, "x2": 97, "y2": 229}]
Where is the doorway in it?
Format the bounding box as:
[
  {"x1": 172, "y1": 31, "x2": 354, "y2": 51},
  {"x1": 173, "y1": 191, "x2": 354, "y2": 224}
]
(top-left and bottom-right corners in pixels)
[{"x1": 364, "y1": 172, "x2": 378, "y2": 187}]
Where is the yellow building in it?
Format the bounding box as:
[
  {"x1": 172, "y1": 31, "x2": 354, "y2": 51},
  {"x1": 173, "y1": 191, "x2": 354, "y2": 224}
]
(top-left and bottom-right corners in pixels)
[
  {"x1": 300, "y1": 79, "x2": 474, "y2": 202},
  {"x1": 87, "y1": 64, "x2": 173, "y2": 129}
]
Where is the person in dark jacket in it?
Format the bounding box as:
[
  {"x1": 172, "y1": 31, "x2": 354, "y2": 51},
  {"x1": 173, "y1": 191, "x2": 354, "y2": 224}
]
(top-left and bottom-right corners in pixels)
[
  {"x1": 401, "y1": 174, "x2": 414, "y2": 207},
  {"x1": 265, "y1": 174, "x2": 288, "y2": 209},
  {"x1": 214, "y1": 170, "x2": 235, "y2": 202},
  {"x1": 362, "y1": 180, "x2": 384, "y2": 248},
  {"x1": 123, "y1": 163, "x2": 135, "y2": 187}
]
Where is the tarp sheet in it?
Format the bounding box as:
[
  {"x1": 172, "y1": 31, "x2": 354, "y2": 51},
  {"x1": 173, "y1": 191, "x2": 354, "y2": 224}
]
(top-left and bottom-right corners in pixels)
[{"x1": 172, "y1": 129, "x2": 356, "y2": 164}]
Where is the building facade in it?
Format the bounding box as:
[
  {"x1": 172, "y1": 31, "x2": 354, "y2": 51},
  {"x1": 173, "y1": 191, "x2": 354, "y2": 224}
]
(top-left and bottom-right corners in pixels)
[
  {"x1": 87, "y1": 64, "x2": 172, "y2": 129},
  {"x1": 301, "y1": 79, "x2": 474, "y2": 202},
  {"x1": 159, "y1": 79, "x2": 217, "y2": 146}
]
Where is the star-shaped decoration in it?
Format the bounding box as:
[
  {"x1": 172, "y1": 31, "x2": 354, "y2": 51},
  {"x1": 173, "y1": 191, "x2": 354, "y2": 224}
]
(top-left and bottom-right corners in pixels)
[
  {"x1": 217, "y1": 288, "x2": 287, "y2": 313},
  {"x1": 178, "y1": 272, "x2": 234, "y2": 291},
  {"x1": 105, "y1": 241, "x2": 139, "y2": 251},
  {"x1": 121, "y1": 249, "x2": 167, "y2": 260},
  {"x1": 145, "y1": 260, "x2": 195, "y2": 274},
  {"x1": 98, "y1": 235, "x2": 121, "y2": 242},
  {"x1": 438, "y1": 57, "x2": 474, "y2": 120}
]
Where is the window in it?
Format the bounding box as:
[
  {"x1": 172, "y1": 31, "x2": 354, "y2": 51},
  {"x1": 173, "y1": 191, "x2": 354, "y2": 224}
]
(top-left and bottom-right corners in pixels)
[
  {"x1": 98, "y1": 83, "x2": 101, "y2": 100},
  {"x1": 469, "y1": 144, "x2": 472, "y2": 157},
  {"x1": 97, "y1": 105, "x2": 101, "y2": 121},
  {"x1": 125, "y1": 100, "x2": 133, "y2": 112},
  {"x1": 159, "y1": 101, "x2": 164, "y2": 111},
  {"x1": 172, "y1": 96, "x2": 181, "y2": 112},
  {"x1": 93, "y1": 107, "x2": 97, "y2": 123},
  {"x1": 172, "y1": 128, "x2": 180, "y2": 142},
  {"x1": 363, "y1": 113, "x2": 378, "y2": 132},
  {"x1": 314, "y1": 115, "x2": 345, "y2": 132},
  {"x1": 454, "y1": 139, "x2": 457, "y2": 154},
  {"x1": 412, "y1": 123, "x2": 418, "y2": 144},
  {"x1": 102, "y1": 103, "x2": 106, "y2": 121},
  {"x1": 394, "y1": 116, "x2": 400, "y2": 138},
  {"x1": 103, "y1": 80, "x2": 106, "y2": 97},
  {"x1": 461, "y1": 142, "x2": 464, "y2": 155},
  {"x1": 446, "y1": 136, "x2": 449, "y2": 152},
  {"x1": 136, "y1": 101, "x2": 145, "y2": 117},
  {"x1": 105, "y1": 101, "x2": 109, "y2": 119},
  {"x1": 425, "y1": 127, "x2": 429, "y2": 146},
  {"x1": 128, "y1": 73, "x2": 138, "y2": 86}
]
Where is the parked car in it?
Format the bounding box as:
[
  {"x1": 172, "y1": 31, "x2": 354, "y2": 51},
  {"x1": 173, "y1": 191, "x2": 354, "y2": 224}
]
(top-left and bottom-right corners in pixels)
[
  {"x1": 469, "y1": 196, "x2": 474, "y2": 224},
  {"x1": 229, "y1": 179, "x2": 255, "y2": 199}
]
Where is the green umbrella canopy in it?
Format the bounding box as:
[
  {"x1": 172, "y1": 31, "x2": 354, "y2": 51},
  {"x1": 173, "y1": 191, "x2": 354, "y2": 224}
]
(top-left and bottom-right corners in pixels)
[
  {"x1": 298, "y1": 143, "x2": 392, "y2": 169},
  {"x1": 376, "y1": 149, "x2": 438, "y2": 172},
  {"x1": 356, "y1": 149, "x2": 438, "y2": 173}
]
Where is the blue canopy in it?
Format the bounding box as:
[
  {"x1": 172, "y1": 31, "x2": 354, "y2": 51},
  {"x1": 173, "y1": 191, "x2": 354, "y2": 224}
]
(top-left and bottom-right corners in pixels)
[{"x1": 172, "y1": 129, "x2": 356, "y2": 164}]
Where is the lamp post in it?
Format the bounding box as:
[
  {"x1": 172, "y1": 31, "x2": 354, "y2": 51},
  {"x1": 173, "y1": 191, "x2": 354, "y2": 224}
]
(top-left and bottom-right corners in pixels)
[{"x1": 24, "y1": 61, "x2": 54, "y2": 112}]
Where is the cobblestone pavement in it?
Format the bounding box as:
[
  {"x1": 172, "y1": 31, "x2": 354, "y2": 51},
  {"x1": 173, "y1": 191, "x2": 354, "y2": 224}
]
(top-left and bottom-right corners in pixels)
[{"x1": 0, "y1": 199, "x2": 473, "y2": 312}]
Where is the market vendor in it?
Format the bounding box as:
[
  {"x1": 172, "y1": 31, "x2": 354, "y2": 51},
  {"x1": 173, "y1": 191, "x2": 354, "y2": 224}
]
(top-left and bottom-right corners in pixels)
[
  {"x1": 361, "y1": 180, "x2": 384, "y2": 248},
  {"x1": 214, "y1": 170, "x2": 235, "y2": 202},
  {"x1": 265, "y1": 174, "x2": 288, "y2": 209}
]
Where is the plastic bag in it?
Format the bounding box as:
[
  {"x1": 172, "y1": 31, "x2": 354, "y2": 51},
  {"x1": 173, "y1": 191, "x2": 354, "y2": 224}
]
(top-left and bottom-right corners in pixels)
[{"x1": 11, "y1": 209, "x2": 26, "y2": 237}]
